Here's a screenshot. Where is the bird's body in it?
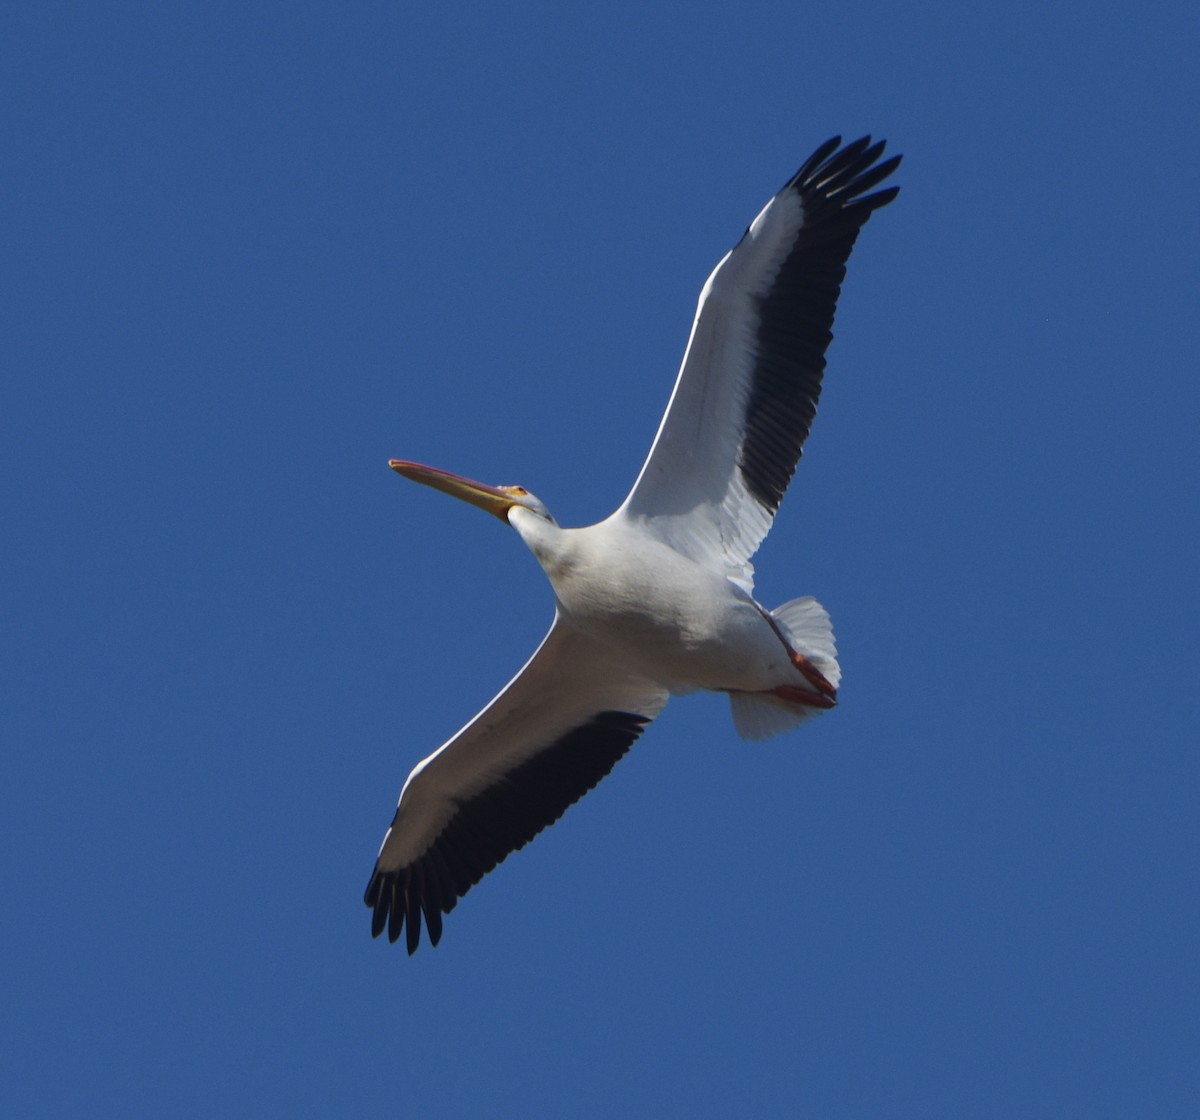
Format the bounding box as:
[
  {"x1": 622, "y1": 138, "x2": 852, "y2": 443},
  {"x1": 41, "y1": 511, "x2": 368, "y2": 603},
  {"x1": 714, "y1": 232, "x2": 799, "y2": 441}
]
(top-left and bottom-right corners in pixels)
[
  {"x1": 514, "y1": 509, "x2": 797, "y2": 695},
  {"x1": 366, "y1": 136, "x2": 900, "y2": 952}
]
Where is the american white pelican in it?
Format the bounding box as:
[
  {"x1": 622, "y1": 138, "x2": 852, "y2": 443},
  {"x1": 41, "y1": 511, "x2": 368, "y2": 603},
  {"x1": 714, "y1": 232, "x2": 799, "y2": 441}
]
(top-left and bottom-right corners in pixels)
[{"x1": 366, "y1": 135, "x2": 900, "y2": 952}]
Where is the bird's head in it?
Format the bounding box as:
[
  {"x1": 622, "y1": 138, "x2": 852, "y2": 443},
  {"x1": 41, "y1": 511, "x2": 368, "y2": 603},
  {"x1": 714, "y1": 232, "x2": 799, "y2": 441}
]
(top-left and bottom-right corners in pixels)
[{"x1": 388, "y1": 460, "x2": 556, "y2": 526}]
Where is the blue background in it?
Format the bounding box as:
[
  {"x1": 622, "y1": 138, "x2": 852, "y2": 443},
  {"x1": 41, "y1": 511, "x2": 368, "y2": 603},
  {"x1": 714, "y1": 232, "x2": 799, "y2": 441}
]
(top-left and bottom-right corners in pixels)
[{"x1": 4, "y1": 2, "x2": 1197, "y2": 1115}]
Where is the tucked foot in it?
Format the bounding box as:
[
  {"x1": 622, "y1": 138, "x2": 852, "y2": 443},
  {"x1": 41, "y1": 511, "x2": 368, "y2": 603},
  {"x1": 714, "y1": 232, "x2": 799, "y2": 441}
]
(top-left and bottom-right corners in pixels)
[
  {"x1": 772, "y1": 684, "x2": 838, "y2": 710},
  {"x1": 789, "y1": 650, "x2": 838, "y2": 699}
]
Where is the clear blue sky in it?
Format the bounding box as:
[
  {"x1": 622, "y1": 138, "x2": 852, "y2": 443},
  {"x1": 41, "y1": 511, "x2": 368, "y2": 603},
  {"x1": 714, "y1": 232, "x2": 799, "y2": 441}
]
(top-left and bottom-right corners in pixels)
[{"x1": 4, "y1": 2, "x2": 1198, "y2": 1116}]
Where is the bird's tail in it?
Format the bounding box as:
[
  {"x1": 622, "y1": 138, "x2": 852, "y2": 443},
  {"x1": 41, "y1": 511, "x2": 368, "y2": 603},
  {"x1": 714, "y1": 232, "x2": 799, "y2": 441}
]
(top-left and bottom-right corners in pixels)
[
  {"x1": 728, "y1": 596, "x2": 840, "y2": 740},
  {"x1": 771, "y1": 595, "x2": 840, "y2": 689}
]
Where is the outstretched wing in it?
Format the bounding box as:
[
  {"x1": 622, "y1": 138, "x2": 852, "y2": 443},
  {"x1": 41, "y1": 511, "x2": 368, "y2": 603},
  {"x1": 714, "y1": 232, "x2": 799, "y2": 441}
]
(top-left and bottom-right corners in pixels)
[
  {"x1": 614, "y1": 136, "x2": 901, "y2": 588},
  {"x1": 364, "y1": 615, "x2": 669, "y2": 953}
]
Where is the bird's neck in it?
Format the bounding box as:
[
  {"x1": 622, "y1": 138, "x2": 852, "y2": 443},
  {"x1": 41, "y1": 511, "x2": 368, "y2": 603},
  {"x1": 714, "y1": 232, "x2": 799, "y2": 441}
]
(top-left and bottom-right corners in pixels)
[{"x1": 508, "y1": 506, "x2": 575, "y2": 584}]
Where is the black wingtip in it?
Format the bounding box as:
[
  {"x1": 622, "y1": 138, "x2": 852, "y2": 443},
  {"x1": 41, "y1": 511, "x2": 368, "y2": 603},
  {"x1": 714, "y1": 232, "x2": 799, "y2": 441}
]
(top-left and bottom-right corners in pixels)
[
  {"x1": 364, "y1": 710, "x2": 655, "y2": 954},
  {"x1": 788, "y1": 136, "x2": 841, "y2": 191},
  {"x1": 734, "y1": 133, "x2": 901, "y2": 513},
  {"x1": 835, "y1": 153, "x2": 902, "y2": 203},
  {"x1": 365, "y1": 869, "x2": 387, "y2": 938},
  {"x1": 813, "y1": 135, "x2": 875, "y2": 184}
]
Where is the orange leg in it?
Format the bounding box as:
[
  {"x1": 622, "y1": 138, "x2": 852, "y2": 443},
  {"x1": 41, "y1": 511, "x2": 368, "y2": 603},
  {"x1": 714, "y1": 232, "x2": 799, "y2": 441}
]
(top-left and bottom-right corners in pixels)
[
  {"x1": 754, "y1": 602, "x2": 838, "y2": 701},
  {"x1": 789, "y1": 650, "x2": 838, "y2": 699}
]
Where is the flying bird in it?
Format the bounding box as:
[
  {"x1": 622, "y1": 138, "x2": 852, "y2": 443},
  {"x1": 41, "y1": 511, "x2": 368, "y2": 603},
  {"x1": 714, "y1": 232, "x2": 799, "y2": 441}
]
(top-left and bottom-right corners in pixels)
[{"x1": 366, "y1": 135, "x2": 900, "y2": 952}]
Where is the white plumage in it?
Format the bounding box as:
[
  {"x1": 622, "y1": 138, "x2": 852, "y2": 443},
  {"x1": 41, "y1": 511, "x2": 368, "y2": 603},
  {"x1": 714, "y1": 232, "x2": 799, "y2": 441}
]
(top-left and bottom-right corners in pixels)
[{"x1": 366, "y1": 136, "x2": 900, "y2": 952}]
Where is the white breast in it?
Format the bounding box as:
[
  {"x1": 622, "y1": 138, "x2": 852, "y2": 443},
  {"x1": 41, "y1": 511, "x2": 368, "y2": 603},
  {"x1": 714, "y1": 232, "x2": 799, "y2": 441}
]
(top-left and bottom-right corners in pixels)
[{"x1": 513, "y1": 511, "x2": 793, "y2": 694}]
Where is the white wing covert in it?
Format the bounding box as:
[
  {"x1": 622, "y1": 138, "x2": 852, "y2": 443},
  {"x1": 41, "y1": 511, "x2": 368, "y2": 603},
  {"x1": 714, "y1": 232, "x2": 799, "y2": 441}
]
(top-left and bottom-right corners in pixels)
[
  {"x1": 615, "y1": 136, "x2": 900, "y2": 588},
  {"x1": 365, "y1": 615, "x2": 668, "y2": 953}
]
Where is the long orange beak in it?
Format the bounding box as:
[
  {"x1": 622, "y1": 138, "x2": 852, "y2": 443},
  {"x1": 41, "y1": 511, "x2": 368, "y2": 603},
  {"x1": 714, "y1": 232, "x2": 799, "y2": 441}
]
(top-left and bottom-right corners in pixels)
[{"x1": 388, "y1": 460, "x2": 519, "y2": 521}]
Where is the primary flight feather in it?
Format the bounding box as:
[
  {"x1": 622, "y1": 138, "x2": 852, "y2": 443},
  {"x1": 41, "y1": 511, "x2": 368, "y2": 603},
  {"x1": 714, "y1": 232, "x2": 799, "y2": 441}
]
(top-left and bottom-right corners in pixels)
[{"x1": 366, "y1": 135, "x2": 900, "y2": 953}]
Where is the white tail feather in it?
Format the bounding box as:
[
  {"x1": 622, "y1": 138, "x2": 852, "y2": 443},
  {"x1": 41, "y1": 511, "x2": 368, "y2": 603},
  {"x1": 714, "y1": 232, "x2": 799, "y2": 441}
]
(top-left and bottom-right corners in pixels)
[
  {"x1": 729, "y1": 690, "x2": 823, "y2": 740},
  {"x1": 727, "y1": 596, "x2": 840, "y2": 741},
  {"x1": 771, "y1": 596, "x2": 840, "y2": 687}
]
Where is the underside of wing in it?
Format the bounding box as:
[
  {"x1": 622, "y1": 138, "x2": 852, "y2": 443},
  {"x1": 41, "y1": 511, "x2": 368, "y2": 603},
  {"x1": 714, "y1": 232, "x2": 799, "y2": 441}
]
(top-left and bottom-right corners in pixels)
[
  {"x1": 615, "y1": 136, "x2": 901, "y2": 585},
  {"x1": 364, "y1": 616, "x2": 669, "y2": 953}
]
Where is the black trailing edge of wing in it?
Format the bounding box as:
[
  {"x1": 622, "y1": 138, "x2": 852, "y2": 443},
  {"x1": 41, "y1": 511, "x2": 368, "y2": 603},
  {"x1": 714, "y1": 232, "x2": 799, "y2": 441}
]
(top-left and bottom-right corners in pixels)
[
  {"x1": 738, "y1": 135, "x2": 901, "y2": 512},
  {"x1": 364, "y1": 710, "x2": 652, "y2": 954}
]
